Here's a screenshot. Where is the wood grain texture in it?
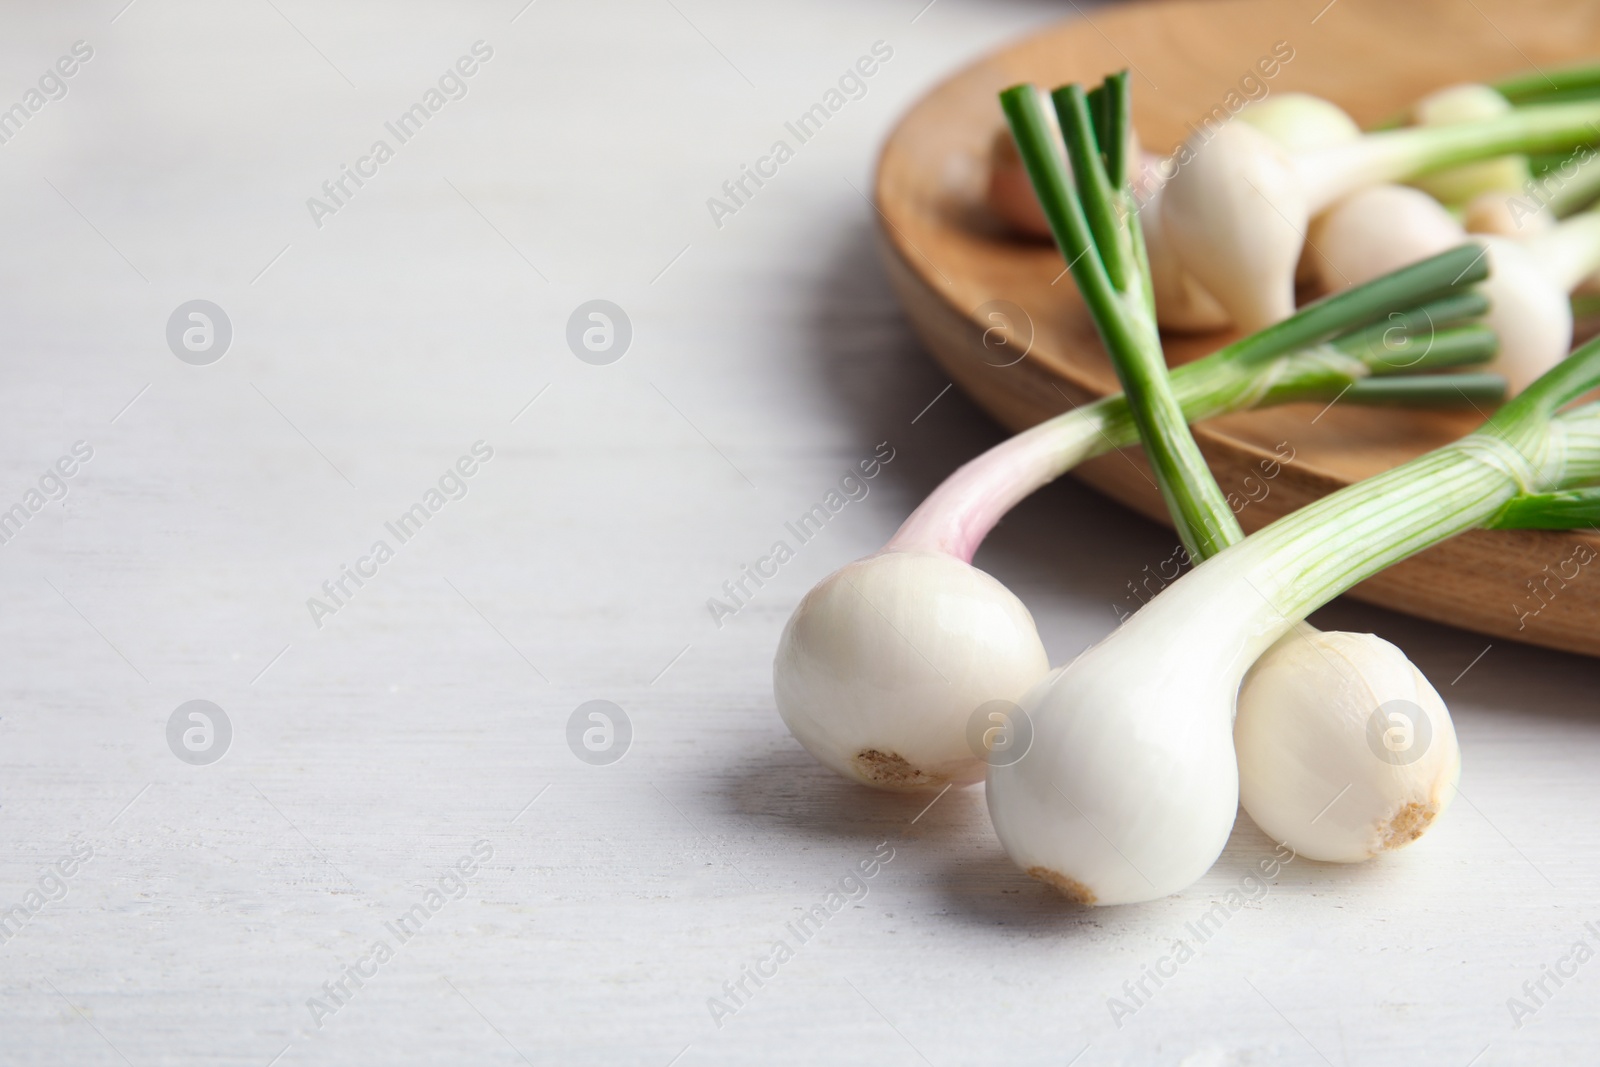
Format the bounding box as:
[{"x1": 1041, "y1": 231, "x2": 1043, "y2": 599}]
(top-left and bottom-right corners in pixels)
[{"x1": 874, "y1": 0, "x2": 1600, "y2": 656}]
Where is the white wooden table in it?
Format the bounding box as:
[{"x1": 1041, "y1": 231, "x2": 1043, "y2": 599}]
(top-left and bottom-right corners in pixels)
[{"x1": 1, "y1": 1, "x2": 1597, "y2": 1063}]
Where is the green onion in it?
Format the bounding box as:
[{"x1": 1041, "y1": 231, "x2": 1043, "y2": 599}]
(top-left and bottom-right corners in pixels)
[{"x1": 986, "y1": 70, "x2": 1600, "y2": 905}]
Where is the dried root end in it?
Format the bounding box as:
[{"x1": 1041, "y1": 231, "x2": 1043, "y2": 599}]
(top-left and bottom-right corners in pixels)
[
  {"x1": 1028, "y1": 866, "x2": 1097, "y2": 905},
  {"x1": 1380, "y1": 800, "x2": 1438, "y2": 851},
  {"x1": 853, "y1": 749, "x2": 943, "y2": 790}
]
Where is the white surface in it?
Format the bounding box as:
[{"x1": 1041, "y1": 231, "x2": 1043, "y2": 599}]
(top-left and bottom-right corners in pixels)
[{"x1": 1, "y1": 2, "x2": 1598, "y2": 1064}]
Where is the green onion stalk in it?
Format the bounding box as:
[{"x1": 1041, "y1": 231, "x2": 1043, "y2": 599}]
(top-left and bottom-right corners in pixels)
[
  {"x1": 1490, "y1": 485, "x2": 1600, "y2": 529},
  {"x1": 1362, "y1": 62, "x2": 1600, "y2": 221},
  {"x1": 888, "y1": 262, "x2": 1502, "y2": 560}
]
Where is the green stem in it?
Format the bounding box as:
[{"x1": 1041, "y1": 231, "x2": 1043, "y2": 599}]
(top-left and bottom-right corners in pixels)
[
  {"x1": 1486, "y1": 487, "x2": 1600, "y2": 530},
  {"x1": 888, "y1": 319, "x2": 1498, "y2": 562},
  {"x1": 1336, "y1": 373, "x2": 1505, "y2": 407},
  {"x1": 1366, "y1": 63, "x2": 1600, "y2": 132},
  {"x1": 999, "y1": 87, "x2": 1124, "y2": 348},
  {"x1": 1145, "y1": 342, "x2": 1600, "y2": 669},
  {"x1": 1053, "y1": 85, "x2": 1136, "y2": 292},
  {"x1": 974, "y1": 94, "x2": 1509, "y2": 568},
  {"x1": 1223, "y1": 246, "x2": 1490, "y2": 367},
  {"x1": 1007, "y1": 77, "x2": 1243, "y2": 561},
  {"x1": 1488, "y1": 327, "x2": 1600, "y2": 435},
  {"x1": 1330, "y1": 322, "x2": 1499, "y2": 374},
  {"x1": 1298, "y1": 100, "x2": 1600, "y2": 211},
  {"x1": 1497, "y1": 62, "x2": 1600, "y2": 106}
]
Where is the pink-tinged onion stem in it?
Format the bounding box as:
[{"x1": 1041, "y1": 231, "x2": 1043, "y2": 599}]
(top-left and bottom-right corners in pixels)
[{"x1": 886, "y1": 404, "x2": 1109, "y2": 561}]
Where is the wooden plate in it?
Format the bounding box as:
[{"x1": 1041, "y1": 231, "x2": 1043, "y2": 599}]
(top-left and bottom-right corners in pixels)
[{"x1": 874, "y1": 0, "x2": 1600, "y2": 658}]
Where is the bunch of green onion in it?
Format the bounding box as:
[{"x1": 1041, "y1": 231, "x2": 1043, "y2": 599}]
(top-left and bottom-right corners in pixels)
[{"x1": 983, "y1": 72, "x2": 1600, "y2": 904}]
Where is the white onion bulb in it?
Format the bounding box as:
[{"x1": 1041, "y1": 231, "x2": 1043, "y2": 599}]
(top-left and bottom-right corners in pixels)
[
  {"x1": 985, "y1": 588, "x2": 1249, "y2": 905},
  {"x1": 1139, "y1": 179, "x2": 1231, "y2": 332},
  {"x1": 1240, "y1": 92, "x2": 1362, "y2": 153},
  {"x1": 1476, "y1": 236, "x2": 1575, "y2": 393},
  {"x1": 773, "y1": 551, "x2": 1048, "y2": 791},
  {"x1": 1237, "y1": 93, "x2": 1364, "y2": 287},
  {"x1": 1307, "y1": 184, "x2": 1466, "y2": 293},
  {"x1": 1235, "y1": 628, "x2": 1461, "y2": 862},
  {"x1": 1299, "y1": 192, "x2": 1574, "y2": 393},
  {"x1": 1161, "y1": 121, "x2": 1308, "y2": 333},
  {"x1": 1158, "y1": 95, "x2": 1600, "y2": 333}
]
